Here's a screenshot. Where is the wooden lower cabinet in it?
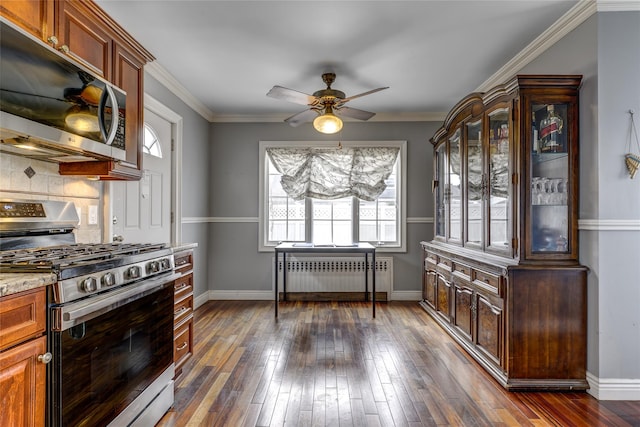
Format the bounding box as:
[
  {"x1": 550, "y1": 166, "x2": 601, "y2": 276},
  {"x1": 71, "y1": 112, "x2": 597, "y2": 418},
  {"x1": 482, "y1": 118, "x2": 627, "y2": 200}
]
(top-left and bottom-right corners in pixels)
[
  {"x1": 420, "y1": 245, "x2": 587, "y2": 391},
  {"x1": 173, "y1": 249, "x2": 194, "y2": 378},
  {"x1": 0, "y1": 288, "x2": 49, "y2": 427}
]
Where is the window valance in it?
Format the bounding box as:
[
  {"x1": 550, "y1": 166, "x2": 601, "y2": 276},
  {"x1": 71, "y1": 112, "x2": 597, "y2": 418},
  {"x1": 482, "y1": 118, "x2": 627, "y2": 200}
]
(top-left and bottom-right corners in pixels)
[{"x1": 266, "y1": 146, "x2": 399, "y2": 201}]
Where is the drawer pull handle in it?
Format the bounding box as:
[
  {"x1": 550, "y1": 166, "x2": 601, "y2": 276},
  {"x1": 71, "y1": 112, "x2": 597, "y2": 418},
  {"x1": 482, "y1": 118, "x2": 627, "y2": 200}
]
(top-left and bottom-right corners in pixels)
[
  {"x1": 38, "y1": 352, "x2": 52, "y2": 364},
  {"x1": 176, "y1": 342, "x2": 188, "y2": 351},
  {"x1": 176, "y1": 283, "x2": 188, "y2": 290}
]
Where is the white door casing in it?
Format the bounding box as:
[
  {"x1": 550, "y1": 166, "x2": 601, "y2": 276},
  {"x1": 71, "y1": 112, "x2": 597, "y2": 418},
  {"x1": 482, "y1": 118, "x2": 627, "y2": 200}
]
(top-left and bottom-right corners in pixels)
[{"x1": 105, "y1": 95, "x2": 183, "y2": 245}]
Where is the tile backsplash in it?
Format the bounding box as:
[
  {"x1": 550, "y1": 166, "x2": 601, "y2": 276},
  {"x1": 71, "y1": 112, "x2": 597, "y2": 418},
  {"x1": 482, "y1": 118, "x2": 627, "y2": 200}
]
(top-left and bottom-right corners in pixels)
[{"x1": 0, "y1": 153, "x2": 103, "y2": 243}]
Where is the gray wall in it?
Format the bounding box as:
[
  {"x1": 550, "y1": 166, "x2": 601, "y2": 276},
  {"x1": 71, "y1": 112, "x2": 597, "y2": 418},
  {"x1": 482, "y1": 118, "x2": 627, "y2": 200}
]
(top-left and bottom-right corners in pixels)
[
  {"x1": 207, "y1": 121, "x2": 438, "y2": 296},
  {"x1": 520, "y1": 12, "x2": 640, "y2": 384},
  {"x1": 146, "y1": 9, "x2": 639, "y2": 393},
  {"x1": 144, "y1": 75, "x2": 211, "y2": 299}
]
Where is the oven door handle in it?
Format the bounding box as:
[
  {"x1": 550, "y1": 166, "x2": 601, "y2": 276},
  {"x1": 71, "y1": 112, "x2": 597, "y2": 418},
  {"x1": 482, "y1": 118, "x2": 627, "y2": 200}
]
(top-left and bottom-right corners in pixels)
[{"x1": 51, "y1": 272, "x2": 180, "y2": 331}]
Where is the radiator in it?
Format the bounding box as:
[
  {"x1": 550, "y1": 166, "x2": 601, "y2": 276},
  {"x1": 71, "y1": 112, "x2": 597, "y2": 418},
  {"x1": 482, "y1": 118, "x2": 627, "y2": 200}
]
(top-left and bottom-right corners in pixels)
[{"x1": 274, "y1": 256, "x2": 393, "y2": 295}]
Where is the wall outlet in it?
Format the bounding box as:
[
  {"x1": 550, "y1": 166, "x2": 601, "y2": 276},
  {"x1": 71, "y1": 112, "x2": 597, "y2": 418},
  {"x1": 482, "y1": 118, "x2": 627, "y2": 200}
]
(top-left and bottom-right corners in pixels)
[{"x1": 88, "y1": 205, "x2": 98, "y2": 225}]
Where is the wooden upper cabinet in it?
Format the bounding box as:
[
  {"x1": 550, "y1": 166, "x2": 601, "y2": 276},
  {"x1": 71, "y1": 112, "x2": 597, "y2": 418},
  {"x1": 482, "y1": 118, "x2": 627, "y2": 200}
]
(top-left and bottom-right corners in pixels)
[
  {"x1": 0, "y1": 0, "x2": 53, "y2": 42},
  {"x1": 56, "y1": 0, "x2": 113, "y2": 79},
  {"x1": 1, "y1": 0, "x2": 154, "y2": 180}
]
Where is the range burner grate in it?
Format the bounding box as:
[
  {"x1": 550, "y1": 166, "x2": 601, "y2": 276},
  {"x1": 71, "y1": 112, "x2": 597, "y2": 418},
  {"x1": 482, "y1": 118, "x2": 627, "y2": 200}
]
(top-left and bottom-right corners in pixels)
[{"x1": 0, "y1": 243, "x2": 168, "y2": 273}]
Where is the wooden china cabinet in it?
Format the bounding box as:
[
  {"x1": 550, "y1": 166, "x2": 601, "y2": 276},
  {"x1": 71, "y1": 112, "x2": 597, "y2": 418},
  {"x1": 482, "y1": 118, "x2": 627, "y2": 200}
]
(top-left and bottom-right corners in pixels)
[
  {"x1": 421, "y1": 75, "x2": 588, "y2": 391},
  {"x1": 0, "y1": 0, "x2": 154, "y2": 180}
]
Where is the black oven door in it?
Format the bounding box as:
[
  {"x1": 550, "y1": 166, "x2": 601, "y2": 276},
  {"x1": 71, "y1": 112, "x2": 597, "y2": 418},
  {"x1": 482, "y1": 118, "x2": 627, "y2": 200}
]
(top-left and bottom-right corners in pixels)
[{"x1": 49, "y1": 281, "x2": 174, "y2": 427}]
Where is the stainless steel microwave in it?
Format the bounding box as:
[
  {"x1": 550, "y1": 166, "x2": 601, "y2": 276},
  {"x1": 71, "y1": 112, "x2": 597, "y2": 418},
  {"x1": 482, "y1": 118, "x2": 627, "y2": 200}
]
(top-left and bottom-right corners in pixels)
[{"x1": 0, "y1": 18, "x2": 127, "y2": 163}]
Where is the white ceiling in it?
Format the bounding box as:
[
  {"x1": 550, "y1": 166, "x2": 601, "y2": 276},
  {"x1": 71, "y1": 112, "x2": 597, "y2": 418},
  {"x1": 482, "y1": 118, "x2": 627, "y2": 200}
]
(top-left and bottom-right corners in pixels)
[{"x1": 96, "y1": 0, "x2": 581, "y2": 123}]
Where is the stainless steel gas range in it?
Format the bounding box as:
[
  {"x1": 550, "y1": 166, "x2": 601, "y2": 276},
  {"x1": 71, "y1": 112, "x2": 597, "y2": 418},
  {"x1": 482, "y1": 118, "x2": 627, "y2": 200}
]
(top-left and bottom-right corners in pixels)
[{"x1": 0, "y1": 199, "x2": 177, "y2": 427}]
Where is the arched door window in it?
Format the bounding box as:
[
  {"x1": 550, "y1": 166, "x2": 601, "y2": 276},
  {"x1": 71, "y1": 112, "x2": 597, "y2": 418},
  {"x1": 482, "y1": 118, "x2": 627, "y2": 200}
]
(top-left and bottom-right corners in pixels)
[{"x1": 143, "y1": 124, "x2": 163, "y2": 158}]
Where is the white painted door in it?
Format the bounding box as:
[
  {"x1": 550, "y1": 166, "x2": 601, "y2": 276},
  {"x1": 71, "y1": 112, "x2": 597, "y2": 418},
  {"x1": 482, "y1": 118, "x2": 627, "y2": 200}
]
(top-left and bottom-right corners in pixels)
[{"x1": 111, "y1": 108, "x2": 172, "y2": 244}]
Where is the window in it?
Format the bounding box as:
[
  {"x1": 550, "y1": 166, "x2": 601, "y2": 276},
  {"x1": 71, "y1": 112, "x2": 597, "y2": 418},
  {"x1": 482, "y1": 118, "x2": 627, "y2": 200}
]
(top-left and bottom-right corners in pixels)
[
  {"x1": 143, "y1": 124, "x2": 162, "y2": 157},
  {"x1": 259, "y1": 141, "x2": 406, "y2": 252}
]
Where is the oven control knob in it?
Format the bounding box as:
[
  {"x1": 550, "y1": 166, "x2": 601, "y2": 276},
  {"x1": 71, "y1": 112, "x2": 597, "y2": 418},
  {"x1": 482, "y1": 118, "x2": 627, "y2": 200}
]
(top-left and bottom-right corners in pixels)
[
  {"x1": 101, "y1": 272, "x2": 116, "y2": 287},
  {"x1": 160, "y1": 258, "x2": 172, "y2": 270},
  {"x1": 127, "y1": 266, "x2": 141, "y2": 280},
  {"x1": 147, "y1": 261, "x2": 160, "y2": 274},
  {"x1": 81, "y1": 277, "x2": 98, "y2": 293}
]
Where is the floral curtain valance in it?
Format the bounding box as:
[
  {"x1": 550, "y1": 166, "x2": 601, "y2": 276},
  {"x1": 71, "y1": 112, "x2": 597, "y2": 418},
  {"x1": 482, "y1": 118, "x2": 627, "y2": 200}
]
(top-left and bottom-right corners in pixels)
[{"x1": 266, "y1": 146, "x2": 399, "y2": 201}]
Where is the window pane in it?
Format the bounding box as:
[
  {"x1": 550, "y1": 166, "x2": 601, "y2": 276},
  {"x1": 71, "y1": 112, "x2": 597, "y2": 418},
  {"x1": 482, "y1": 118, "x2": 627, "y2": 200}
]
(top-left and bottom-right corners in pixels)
[
  {"x1": 262, "y1": 144, "x2": 403, "y2": 248},
  {"x1": 359, "y1": 221, "x2": 377, "y2": 241},
  {"x1": 143, "y1": 124, "x2": 162, "y2": 158}
]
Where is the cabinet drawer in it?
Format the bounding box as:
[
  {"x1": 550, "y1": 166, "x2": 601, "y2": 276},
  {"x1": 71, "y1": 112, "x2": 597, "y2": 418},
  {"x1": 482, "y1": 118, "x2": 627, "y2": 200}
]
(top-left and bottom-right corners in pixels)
[
  {"x1": 174, "y1": 273, "x2": 193, "y2": 299},
  {"x1": 473, "y1": 270, "x2": 501, "y2": 295},
  {"x1": 174, "y1": 251, "x2": 193, "y2": 275},
  {"x1": 174, "y1": 318, "x2": 193, "y2": 372},
  {"x1": 0, "y1": 288, "x2": 46, "y2": 351},
  {"x1": 174, "y1": 294, "x2": 193, "y2": 324},
  {"x1": 452, "y1": 262, "x2": 471, "y2": 279},
  {"x1": 437, "y1": 257, "x2": 452, "y2": 272},
  {"x1": 425, "y1": 252, "x2": 438, "y2": 265}
]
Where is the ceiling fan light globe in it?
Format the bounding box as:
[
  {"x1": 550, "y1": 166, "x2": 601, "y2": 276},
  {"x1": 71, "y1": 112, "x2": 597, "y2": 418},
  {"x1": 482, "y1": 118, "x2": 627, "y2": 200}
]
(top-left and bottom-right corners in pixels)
[{"x1": 313, "y1": 113, "x2": 343, "y2": 134}]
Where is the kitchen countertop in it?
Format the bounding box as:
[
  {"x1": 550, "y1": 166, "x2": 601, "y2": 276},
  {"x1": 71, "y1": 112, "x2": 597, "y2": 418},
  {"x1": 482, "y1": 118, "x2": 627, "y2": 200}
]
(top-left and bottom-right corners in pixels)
[
  {"x1": 0, "y1": 273, "x2": 57, "y2": 298},
  {"x1": 0, "y1": 243, "x2": 198, "y2": 298},
  {"x1": 173, "y1": 243, "x2": 198, "y2": 252}
]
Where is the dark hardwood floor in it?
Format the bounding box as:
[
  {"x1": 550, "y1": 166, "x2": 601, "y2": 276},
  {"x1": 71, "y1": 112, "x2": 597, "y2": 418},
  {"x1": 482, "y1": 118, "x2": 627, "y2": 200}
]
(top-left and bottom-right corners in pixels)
[{"x1": 158, "y1": 301, "x2": 640, "y2": 426}]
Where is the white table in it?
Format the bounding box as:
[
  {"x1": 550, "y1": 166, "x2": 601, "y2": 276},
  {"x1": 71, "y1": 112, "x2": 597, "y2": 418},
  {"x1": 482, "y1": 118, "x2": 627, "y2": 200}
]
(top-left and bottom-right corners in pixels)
[{"x1": 274, "y1": 242, "x2": 376, "y2": 318}]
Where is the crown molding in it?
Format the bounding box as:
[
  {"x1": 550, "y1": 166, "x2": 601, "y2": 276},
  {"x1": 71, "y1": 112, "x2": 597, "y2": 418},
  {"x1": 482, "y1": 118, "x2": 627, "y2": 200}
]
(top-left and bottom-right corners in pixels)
[
  {"x1": 209, "y1": 111, "x2": 447, "y2": 123},
  {"x1": 477, "y1": 0, "x2": 597, "y2": 92},
  {"x1": 147, "y1": 0, "x2": 638, "y2": 124},
  {"x1": 597, "y1": 0, "x2": 640, "y2": 11},
  {"x1": 145, "y1": 61, "x2": 216, "y2": 122}
]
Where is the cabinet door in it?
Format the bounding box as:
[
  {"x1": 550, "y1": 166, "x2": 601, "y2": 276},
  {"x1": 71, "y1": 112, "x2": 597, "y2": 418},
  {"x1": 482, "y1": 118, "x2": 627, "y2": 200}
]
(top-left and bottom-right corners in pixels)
[
  {"x1": 465, "y1": 119, "x2": 483, "y2": 248},
  {"x1": 436, "y1": 274, "x2": 452, "y2": 323},
  {"x1": 486, "y1": 106, "x2": 512, "y2": 255},
  {"x1": 423, "y1": 269, "x2": 436, "y2": 307},
  {"x1": 453, "y1": 282, "x2": 473, "y2": 341},
  {"x1": 448, "y1": 129, "x2": 462, "y2": 243},
  {"x1": 527, "y1": 97, "x2": 578, "y2": 260},
  {"x1": 475, "y1": 294, "x2": 502, "y2": 366},
  {"x1": 56, "y1": 0, "x2": 113, "y2": 79},
  {"x1": 0, "y1": 0, "x2": 54, "y2": 42},
  {"x1": 434, "y1": 144, "x2": 446, "y2": 240},
  {"x1": 111, "y1": 42, "x2": 144, "y2": 175},
  {"x1": 0, "y1": 336, "x2": 47, "y2": 427}
]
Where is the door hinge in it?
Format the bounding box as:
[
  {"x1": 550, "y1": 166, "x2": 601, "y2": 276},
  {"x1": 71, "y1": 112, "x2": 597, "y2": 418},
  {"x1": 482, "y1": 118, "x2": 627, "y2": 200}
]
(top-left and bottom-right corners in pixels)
[
  {"x1": 171, "y1": 139, "x2": 175, "y2": 151},
  {"x1": 512, "y1": 238, "x2": 518, "y2": 251},
  {"x1": 171, "y1": 212, "x2": 174, "y2": 224},
  {"x1": 512, "y1": 173, "x2": 518, "y2": 185}
]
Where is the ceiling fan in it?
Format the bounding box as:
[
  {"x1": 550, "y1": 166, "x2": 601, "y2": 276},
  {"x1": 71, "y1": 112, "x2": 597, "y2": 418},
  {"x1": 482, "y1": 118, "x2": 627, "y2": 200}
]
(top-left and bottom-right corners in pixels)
[{"x1": 267, "y1": 73, "x2": 388, "y2": 134}]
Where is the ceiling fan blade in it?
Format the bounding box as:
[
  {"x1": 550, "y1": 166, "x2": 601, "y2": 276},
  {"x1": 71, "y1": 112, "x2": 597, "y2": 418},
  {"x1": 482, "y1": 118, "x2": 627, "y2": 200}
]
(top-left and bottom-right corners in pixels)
[
  {"x1": 335, "y1": 106, "x2": 376, "y2": 121},
  {"x1": 284, "y1": 109, "x2": 319, "y2": 127},
  {"x1": 339, "y1": 86, "x2": 389, "y2": 103},
  {"x1": 267, "y1": 86, "x2": 319, "y2": 106}
]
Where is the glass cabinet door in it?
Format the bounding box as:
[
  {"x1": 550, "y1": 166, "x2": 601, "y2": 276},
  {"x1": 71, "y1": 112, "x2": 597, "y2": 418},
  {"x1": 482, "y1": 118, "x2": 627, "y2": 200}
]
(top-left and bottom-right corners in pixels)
[
  {"x1": 465, "y1": 120, "x2": 483, "y2": 247},
  {"x1": 530, "y1": 102, "x2": 570, "y2": 254},
  {"x1": 434, "y1": 143, "x2": 446, "y2": 239},
  {"x1": 487, "y1": 107, "x2": 511, "y2": 253},
  {"x1": 448, "y1": 129, "x2": 462, "y2": 243}
]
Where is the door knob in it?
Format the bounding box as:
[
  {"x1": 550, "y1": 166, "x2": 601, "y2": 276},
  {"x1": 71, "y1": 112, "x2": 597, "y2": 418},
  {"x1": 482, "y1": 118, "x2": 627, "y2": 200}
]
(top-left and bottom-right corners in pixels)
[{"x1": 113, "y1": 234, "x2": 124, "y2": 242}]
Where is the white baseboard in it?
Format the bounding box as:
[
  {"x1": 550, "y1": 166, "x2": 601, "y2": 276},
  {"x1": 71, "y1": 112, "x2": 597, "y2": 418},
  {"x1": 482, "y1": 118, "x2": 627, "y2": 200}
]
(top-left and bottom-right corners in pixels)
[
  {"x1": 390, "y1": 290, "x2": 422, "y2": 301},
  {"x1": 586, "y1": 371, "x2": 640, "y2": 400},
  {"x1": 198, "y1": 289, "x2": 422, "y2": 306}
]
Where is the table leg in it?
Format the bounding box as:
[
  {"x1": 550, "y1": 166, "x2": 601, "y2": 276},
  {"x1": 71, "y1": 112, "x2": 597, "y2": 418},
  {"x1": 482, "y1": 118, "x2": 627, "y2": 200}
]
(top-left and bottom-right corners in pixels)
[
  {"x1": 364, "y1": 252, "x2": 369, "y2": 302},
  {"x1": 283, "y1": 252, "x2": 287, "y2": 302},
  {"x1": 372, "y1": 250, "x2": 376, "y2": 318}
]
